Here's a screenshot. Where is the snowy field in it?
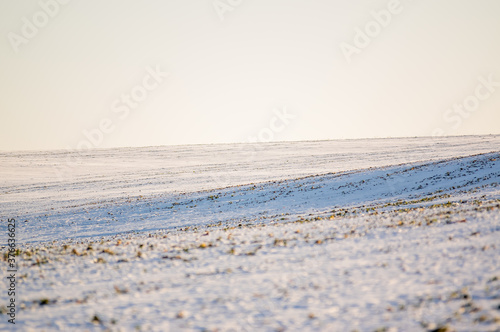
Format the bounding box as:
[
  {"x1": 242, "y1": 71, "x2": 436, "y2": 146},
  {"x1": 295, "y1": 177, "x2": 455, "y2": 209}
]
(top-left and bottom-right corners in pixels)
[{"x1": 1, "y1": 135, "x2": 500, "y2": 331}]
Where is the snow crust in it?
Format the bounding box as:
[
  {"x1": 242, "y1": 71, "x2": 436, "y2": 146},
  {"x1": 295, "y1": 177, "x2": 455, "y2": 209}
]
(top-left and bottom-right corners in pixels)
[{"x1": 0, "y1": 136, "x2": 499, "y2": 331}]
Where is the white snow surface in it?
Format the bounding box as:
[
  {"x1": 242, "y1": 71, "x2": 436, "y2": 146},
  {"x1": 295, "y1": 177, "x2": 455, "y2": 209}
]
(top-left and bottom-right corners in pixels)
[
  {"x1": 0, "y1": 135, "x2": 500, "y2": 331},
  {"x1": 1, "y1": 135, "x2": 499, "y2": 243}
]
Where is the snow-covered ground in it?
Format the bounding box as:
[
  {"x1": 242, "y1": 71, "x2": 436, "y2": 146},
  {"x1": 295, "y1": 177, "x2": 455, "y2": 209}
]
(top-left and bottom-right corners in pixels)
[{"x1": 1, "y1": 136, "x2": 500, "y2": 331}]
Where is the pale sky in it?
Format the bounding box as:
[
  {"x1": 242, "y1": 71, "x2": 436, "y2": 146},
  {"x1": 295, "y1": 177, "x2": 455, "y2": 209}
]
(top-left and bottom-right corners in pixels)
[{"x1": 1, "y1": 0, "x2": 499, "y2": 151}]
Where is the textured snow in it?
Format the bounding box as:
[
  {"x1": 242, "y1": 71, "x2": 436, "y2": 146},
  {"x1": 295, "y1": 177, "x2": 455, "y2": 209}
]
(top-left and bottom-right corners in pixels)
[
  {"x1": 0, "y1": 136, "x2": 500, "y2": 331},
  {"x1": 1, "y1": 135, "x2": 499, "y2": 243}
]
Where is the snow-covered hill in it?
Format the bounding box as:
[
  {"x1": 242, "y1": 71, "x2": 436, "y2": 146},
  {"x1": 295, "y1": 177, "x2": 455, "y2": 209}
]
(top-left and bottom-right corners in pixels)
[
  {"x1": 1, "y1": 136, "x2": 499, "y2": 331},
  {"x1": 1, "y1": 135, "x2": 499, "y2": 243}
]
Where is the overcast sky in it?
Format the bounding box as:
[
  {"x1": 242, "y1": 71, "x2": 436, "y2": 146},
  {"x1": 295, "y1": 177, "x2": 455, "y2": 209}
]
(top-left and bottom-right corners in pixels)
[{"x1": 1, "y1": 0, "x2": 499, "y2": 151}]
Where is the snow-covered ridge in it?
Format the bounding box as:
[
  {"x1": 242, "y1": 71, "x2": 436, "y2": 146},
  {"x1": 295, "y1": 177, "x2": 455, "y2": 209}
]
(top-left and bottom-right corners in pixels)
[
  {"x1": 1, "y1": 137, "x2": 499, "y2": 331},
  {"x1": 2, "y1": 136, "x2": 499, "y2": 216},
  {"x1": 5, "y1": 149, "x2": 499, "y2": 244}
]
